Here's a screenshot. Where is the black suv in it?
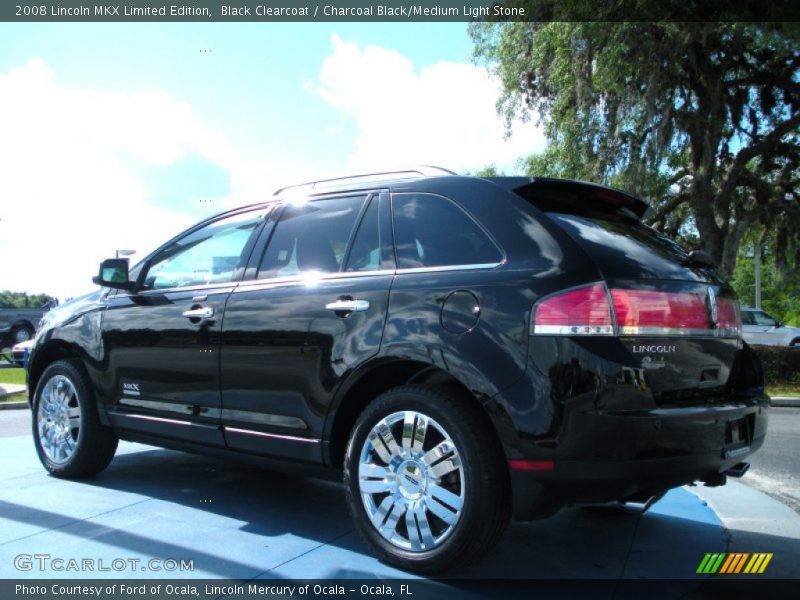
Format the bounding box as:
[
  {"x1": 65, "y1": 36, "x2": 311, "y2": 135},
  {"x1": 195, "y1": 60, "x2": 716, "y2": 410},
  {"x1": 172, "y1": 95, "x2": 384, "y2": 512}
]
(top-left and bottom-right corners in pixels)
[{"x1": 28, "y1": 168, "x2": 767, "y2": 572}]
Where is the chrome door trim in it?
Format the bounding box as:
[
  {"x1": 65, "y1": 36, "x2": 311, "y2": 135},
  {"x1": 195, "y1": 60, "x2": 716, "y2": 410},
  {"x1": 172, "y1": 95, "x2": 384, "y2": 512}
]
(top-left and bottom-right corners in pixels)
[{"x1": 224, "y1": 426, "x2": 320, "y2": 444}]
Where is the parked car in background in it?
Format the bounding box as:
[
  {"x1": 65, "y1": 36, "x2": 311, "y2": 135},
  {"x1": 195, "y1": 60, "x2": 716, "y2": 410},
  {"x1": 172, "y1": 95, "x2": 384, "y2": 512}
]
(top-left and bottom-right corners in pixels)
[
  {"x1": 0, "y1": 308, "x2": 45, "y2": 345},
  {"x1": 26, "y1": 169, "x2": 767, "y2": 572},
  {"x1": 741, "y1": 307, "x2": 800, "y2": 347},
  {"x1": 11, "y1": 339, "x2": 35, "y2": 367},
  {"x1": 0, "y1": 298, "x2": 57, "y2": 346}
]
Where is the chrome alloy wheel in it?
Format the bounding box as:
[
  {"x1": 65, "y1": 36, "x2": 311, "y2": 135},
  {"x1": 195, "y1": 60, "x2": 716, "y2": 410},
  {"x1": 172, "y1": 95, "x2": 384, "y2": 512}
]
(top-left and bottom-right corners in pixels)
[
  {"x1": 37, "y1": 375, "x2": 81, "y2": 464},
  {"x1": 358, "y1": 411, "x2": 465, "y2": 552},
  {"x1": 14, "y1": 328, "x2": 32, "y2": 343}
]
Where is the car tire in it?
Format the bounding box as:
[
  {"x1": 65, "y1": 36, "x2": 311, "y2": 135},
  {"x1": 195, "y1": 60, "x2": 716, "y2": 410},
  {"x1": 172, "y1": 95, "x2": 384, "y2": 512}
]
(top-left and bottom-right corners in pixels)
[
  {"x1": 344, "y1": 385, "x2": 510, "y2": 573},
  {"x1": 32, "y1": 359, "x2": 118, "y2": 478},
  {"x1": 10, "y1": 324, "x2": 34, "y2": 344}
]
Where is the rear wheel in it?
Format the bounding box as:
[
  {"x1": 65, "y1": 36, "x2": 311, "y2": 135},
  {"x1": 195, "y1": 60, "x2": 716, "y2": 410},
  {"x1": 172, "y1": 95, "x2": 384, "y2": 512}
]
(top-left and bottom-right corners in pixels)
[
  {"x1": 344, "y1": 385, "x2": 510, "y2": 573},
  {"x1": 32, "y1": 359, "x2": 118, "y2": 478},
  {"x1": 11, "y1": 324, "x2": 33, "y2": 344}
]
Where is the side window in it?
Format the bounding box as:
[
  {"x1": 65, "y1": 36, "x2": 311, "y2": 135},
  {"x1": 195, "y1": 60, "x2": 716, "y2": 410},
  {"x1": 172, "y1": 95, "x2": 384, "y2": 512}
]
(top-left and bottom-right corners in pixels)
[
  {"x1": 741, "y1": 311, "x2": 755, "y2": 325},
  {"x1": 258, "y1": 196, "x2": 365, "y2": 279},
  {"x1": 145, "y1": 211, "x2": 263, "y2": 290},
  {"x1": 345, "y1": 197, "x2": 381, "y2": 272},
  {"x1": 392, "y1": 193, "x2": 502, "y2": 269},
  {"x1": 753, "y1": 311, "x2": 777, "y2": 326}
]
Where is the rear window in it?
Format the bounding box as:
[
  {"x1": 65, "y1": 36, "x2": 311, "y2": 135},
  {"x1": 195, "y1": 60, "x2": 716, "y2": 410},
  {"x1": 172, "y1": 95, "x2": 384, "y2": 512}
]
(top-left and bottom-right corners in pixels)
[{"x1": 547, "y1": 213, "x2": 698, "y2": 281}]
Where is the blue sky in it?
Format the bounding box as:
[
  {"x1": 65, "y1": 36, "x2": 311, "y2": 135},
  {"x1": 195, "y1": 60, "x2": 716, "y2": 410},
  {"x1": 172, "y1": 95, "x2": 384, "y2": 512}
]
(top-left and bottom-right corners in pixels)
[{"x1": 0, "y1": 23, "x2": 544, "y2": 297}]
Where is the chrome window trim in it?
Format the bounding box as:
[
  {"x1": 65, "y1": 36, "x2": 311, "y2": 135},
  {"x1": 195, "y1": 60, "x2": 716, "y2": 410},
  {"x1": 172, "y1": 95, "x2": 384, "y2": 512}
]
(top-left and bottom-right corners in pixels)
[
  {"x1": 224, "y1": 426, "x2": 320, "y2": 444},
  {"x1": 395, "y1": 262, "x2": 503, "y2": 275},
  {"x1": 234, "y1": 269, "x2": 396, "y2": 293},
  {"x1": 134, "y1": 281, "x2": 236, "y2": 297},
  {"x1": 233, "y1": 262, "x2": 505, "y2": 294}
]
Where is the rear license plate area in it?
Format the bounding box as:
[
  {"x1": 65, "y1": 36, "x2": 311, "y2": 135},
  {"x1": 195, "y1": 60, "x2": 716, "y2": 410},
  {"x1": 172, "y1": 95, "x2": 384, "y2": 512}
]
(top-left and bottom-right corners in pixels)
[{"x1": 724, "y1": 415, "x2": 754, "y2": 458}]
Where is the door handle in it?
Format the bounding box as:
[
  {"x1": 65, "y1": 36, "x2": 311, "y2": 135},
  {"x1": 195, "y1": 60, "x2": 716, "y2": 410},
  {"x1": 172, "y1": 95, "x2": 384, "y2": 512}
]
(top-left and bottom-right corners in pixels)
[
  {"x1": 325, "y1": 299, "x2": 370, "y2": 313},
  {"x1": 182, "y1": 306, "x2": 214, "y2": 320}
]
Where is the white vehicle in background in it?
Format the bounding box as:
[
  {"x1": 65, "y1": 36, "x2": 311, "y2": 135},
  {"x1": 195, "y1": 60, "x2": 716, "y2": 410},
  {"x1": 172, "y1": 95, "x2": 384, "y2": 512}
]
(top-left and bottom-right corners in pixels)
[{"x1": 741, "y1": 307, "x2": 800, "y2": 347}]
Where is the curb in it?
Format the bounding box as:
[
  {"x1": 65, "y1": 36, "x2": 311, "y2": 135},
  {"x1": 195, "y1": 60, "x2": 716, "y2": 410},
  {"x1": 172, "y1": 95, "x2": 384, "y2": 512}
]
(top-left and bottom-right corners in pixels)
[
  {"x1": 691, "y1": 480, "x2": 800, "y2": 580},
  {"x1": 0, "y1": 401, "x2": 28, "y2": 411},
  {"x1": 770, "y1": 397, "x2": 800, "y2": 407}
]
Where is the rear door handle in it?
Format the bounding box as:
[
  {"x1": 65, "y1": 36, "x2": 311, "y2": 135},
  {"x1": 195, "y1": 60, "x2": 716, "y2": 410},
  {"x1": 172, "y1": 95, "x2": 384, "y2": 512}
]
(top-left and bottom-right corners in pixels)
[
  {"x1": 325, "y1": 299, "x2": 370, "y2": 312},
  {"x1": 182, "y1": 306, "x2": 214, "y2": 320}
]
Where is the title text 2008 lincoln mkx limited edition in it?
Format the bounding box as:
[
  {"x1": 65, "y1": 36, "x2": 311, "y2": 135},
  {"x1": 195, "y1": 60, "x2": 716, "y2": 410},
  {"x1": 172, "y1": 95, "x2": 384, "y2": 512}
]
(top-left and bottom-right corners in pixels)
[{"x1": 28, "y1": 168, "x2": 767, "y2": 572}]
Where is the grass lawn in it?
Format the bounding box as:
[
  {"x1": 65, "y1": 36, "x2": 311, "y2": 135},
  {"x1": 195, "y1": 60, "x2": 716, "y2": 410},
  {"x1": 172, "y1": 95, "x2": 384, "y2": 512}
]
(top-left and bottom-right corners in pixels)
[
  {"x1": 0, "y1": 367, "x2": 26, "y2": 386},
  {"x1": 766, "y1": 384, "x2": 800, "y2": 397}
]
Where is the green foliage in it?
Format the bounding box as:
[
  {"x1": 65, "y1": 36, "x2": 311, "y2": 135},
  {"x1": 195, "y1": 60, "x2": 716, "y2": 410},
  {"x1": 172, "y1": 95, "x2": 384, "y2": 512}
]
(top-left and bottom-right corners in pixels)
[
  {"x1": 473, "y1": 165, "x2": 505, "y2": 177},
  {"x1": 471, "y1": 13, "x2": 800, "y2": 277},
  {"x1": 0, "y1": 291, "x2": 55, "y2": 309},
  {"x1": 731, "y1": 253, "x2": 800, "y2": 327},
  {"x1": 750, "y1": 345, "x2": 800, "y2": 386}
]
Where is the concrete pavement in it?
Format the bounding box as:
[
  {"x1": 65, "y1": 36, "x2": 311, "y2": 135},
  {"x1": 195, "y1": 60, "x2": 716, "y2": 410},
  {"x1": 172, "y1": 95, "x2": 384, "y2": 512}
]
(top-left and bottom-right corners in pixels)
[
  {"x1": 0, "y1": 436, "x2": 721, "y2": 581},
  {"x1": 0, "y1": 434, "x2": 797, "y2": 586}
]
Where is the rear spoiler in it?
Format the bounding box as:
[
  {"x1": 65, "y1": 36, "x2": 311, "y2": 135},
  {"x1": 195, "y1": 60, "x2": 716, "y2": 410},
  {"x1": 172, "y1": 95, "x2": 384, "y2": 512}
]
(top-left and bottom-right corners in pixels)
[{"x1": 484, "y1": 177, "x2": 652, "y2": 220}]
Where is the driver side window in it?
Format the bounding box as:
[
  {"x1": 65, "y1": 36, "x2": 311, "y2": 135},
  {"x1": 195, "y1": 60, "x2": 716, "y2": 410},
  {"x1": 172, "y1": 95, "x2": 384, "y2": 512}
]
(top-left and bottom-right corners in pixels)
[{"x1": 145, "y1": 210, "x2": 263, "y2": 290}]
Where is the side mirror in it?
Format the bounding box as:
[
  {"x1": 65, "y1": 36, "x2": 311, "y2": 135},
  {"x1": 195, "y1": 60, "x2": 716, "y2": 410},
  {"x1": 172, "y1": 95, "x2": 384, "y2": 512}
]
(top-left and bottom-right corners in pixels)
[{"x1": 92, "y1": 258, "x2": 134, "y2": 291}]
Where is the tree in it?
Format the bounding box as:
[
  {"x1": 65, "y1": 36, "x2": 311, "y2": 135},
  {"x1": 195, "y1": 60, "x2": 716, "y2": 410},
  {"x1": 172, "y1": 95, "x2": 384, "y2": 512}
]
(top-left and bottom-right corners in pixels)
[
  {"x1": 471, "y1": 15, "x2": 800, "y2": 276},
  {"x1": 0, "y1": 291, "x2": 56, "y2": 309}
]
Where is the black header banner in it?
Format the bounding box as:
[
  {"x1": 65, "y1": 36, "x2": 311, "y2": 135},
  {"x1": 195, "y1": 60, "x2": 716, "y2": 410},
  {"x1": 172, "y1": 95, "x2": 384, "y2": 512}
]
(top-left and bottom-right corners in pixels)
[{"x1": 2, "y1": 0, "x2": 799, "y2": 23}]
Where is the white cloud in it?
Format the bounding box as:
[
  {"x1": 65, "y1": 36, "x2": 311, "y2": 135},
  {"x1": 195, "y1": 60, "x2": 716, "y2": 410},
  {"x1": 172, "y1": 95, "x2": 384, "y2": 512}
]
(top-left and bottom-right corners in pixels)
[
  {"x1": 314, "y1": 34, "x2": 545, "y2": 173},
  {"x1": 0, "y1": 58, "x2": 269, "y2": 300}
]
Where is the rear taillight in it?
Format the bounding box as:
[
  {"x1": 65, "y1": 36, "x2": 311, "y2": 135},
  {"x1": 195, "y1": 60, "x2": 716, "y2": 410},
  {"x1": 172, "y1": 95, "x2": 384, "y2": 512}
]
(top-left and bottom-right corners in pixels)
[
  {"x1": 531, "y1": 283, "x2": 741, "y2": 338},
  {"x1": 532, "y1": 283, "x2": 614, "y2": 335},
  {"x1": 716, "y1": 297, "x2": 742, "y2": 337},
  {"x1": 612, "y1": 289, "x2": 709, "y2": 335}
]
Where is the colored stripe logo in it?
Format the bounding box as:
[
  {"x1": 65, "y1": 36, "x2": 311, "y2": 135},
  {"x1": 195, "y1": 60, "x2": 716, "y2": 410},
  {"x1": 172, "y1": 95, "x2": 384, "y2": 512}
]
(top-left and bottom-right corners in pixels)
[{"x1": 697, "y1": 553, "x2": 773, "y2": 574}]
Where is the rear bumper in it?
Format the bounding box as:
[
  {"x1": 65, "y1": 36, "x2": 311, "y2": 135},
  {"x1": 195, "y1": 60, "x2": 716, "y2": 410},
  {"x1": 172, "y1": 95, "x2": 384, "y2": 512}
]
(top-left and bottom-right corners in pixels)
[{"x1": 509, "y1": 399, "x2": 768, "y2": 520}]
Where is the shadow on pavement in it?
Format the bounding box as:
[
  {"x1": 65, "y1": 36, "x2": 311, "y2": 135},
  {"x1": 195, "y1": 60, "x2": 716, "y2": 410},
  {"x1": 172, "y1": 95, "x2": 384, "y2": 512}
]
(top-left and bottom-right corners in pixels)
[{"x1": 0, "y1": 443, "x2": 754, "y2": 588}]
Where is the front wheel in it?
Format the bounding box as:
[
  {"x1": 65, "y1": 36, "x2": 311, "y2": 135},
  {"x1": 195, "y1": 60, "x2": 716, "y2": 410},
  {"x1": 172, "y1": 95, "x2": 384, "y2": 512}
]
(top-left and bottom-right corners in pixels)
[
  {"x1": 32, "y1": 359, "x2": 118, "y2": 478},
  {"x1": 344, "y1": 385, "x2": 510, "y2": 573}
]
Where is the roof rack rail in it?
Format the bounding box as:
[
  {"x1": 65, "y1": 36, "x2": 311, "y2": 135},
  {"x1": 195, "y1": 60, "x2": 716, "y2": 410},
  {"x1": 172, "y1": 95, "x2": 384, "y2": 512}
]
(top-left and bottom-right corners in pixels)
[{"x1": 273, "y1": 165, "x2": 457, "y2": 196}]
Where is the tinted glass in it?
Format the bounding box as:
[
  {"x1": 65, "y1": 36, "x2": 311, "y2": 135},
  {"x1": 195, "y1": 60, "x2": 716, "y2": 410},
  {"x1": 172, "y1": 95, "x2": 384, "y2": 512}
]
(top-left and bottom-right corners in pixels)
[
  {"x1": 392, "y1": 194, "x2": 502, "y2": 269},
  {"x1": 547, "y1": 213, "x2": 705, "y2": 281},
  {"x1": 145, "y1": 211, "x2": 262, "y2": 290},
  {"x1": 741, "y1": 311, "x2": 755, "y2": 325},
  {"x1": 345, "y1": 197, "x2": 381, "y2": 272},
  {"x1": 258, "y1": 196, "x2": 365, "y2": 279}
]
